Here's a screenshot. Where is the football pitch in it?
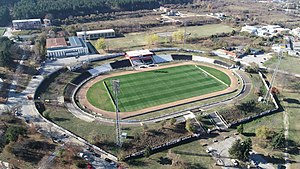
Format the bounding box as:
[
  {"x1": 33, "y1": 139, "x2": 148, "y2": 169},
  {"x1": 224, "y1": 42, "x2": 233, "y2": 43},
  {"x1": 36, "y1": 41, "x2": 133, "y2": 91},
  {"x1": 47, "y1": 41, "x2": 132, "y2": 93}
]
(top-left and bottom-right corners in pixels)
[{"x1": 87, "y1": 65, "x2": 231, "y2": 112}]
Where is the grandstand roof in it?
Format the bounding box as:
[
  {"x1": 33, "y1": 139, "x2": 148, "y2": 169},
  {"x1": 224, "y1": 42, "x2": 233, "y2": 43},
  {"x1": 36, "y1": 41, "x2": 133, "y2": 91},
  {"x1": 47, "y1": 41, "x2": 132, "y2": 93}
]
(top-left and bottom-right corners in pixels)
[
  {"x1": 76, "y1": 29, "x2": 115, "y2": 36},
  {"x1": 46, "y1": 38, "x2": 67, "y2": 49},
  {"x1": 126, "y1": 50, "x2": 153, "y2": 58}
]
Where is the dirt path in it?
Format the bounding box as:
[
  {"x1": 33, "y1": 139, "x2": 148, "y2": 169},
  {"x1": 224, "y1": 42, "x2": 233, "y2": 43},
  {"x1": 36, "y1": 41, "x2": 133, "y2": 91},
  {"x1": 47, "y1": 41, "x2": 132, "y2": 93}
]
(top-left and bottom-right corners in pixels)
[
  {"x1": 77, "y1": 62, "x2": 238, "y2": 119},
  {"x1": 283, "y1": 102, "x2": 290, "y2": 169}
]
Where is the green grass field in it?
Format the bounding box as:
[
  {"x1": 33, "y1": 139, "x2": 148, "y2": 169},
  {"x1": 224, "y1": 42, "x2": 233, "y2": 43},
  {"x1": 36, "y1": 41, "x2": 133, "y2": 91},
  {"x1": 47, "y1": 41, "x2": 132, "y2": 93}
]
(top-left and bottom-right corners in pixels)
[
  {"x1": 87, "y1": 65, "x2": 230, "y2": 112},
  {"x1": 264, "y1": 55, "x2": 300, "y2": 75},
  {"x1": 92, "y1": 24, "x2": 234, "y2": 51}
]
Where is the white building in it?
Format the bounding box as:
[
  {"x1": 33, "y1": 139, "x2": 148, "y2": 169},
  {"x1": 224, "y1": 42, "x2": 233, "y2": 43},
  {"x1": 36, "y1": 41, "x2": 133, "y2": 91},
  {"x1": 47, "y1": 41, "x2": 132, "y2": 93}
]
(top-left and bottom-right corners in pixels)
[
  {"x1": 76, "y1": 29, "x2": 115, "y2": 40},
  {"x1": 12, "y1": 19, "x2": 42, "y2": 30},
  {"x1": 291, "y1": 27, "x2": 300, "y2": 37},
  {"x1": 242, "y1": 25, "x2": 290, "y2": 38},
  {"x1": 292, "y1": 41, "x2": 300, "y2": 52},
  {"x1": 46, "y1": 36, "x2": 89, "y2": 58},
  {"x1": 241, "y1": 25, "x2": 258, "y2": 34}
]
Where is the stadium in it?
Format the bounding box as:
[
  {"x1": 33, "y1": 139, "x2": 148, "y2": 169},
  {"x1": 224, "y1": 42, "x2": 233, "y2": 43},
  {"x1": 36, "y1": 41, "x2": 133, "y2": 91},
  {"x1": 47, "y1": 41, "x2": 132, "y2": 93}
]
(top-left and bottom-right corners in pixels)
[{"x1": 74, "y1": 50, "x2": 240, "y2": 119}]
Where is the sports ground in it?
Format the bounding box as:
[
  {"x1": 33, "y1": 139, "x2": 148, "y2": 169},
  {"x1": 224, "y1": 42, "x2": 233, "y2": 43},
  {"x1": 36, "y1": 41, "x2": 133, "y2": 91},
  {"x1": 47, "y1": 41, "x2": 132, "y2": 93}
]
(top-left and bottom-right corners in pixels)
[{"x1": 86, "y1": 64, "x2": 231, "y2": 113}]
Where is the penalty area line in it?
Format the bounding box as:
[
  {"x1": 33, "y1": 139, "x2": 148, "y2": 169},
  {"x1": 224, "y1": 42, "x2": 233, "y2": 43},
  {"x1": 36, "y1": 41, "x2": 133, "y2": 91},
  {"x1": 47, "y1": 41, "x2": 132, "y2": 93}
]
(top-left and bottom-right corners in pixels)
[{"x1": 195, "y1": 65, "x2": 229, "y2": 87}]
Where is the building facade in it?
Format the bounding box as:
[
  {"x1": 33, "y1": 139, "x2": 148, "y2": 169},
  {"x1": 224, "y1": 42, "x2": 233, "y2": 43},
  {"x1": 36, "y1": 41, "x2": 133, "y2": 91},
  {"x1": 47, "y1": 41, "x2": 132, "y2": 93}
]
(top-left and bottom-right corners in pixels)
[
  {"x1": 46, "y1": 37, "x2": 89, "y2": 58},
  {"x1": 76, "y1": 29, "x2": 115, "y2": 40},
  {"x1": 12, "y1": 19, "x2": 42, "y2": 30}
]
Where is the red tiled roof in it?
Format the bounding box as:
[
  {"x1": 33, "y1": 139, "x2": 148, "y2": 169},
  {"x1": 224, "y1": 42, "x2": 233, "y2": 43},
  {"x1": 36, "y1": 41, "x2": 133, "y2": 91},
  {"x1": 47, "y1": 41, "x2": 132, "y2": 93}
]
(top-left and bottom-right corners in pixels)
[{"x1": 46, "y1": 38, "x2": 67, "y2": 49}]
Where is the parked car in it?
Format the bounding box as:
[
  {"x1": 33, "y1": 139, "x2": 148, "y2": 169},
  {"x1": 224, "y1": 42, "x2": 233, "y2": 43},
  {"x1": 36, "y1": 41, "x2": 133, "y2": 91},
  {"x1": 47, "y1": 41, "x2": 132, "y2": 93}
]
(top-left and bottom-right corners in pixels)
[{"x1": 231, "y1": 159, "x2": 239, "y2": 166}]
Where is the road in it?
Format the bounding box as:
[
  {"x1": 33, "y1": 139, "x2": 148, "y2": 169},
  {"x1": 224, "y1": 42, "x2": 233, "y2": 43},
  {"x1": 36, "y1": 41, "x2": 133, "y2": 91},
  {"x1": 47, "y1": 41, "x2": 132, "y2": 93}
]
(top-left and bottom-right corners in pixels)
[
  {"x1": 3, "y1": 27, "x2": 13, "y2": 38},
  {"x1": 5, "y1": 51, "x2": 252, "y2": 168},
  {"x1": 6, "y1": 57, "x2": 116, "y2": 168}
]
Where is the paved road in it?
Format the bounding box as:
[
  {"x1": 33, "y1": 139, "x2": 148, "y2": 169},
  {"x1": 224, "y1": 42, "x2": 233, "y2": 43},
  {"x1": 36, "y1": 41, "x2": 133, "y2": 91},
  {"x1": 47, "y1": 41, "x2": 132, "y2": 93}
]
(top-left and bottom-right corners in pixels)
[
  {"x1": 6, "y1": 57, "x2": 116, "y2": 168},
  {"x1": 3, "y1": 27, "x2": 12, "y2": 38}
]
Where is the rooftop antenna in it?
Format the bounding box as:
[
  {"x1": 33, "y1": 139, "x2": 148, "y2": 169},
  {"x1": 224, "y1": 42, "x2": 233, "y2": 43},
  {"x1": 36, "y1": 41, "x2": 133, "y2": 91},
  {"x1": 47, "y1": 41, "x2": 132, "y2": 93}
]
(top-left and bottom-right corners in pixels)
[{"x1": 112, "y1": 79, "x2": 122, "y2": 147}]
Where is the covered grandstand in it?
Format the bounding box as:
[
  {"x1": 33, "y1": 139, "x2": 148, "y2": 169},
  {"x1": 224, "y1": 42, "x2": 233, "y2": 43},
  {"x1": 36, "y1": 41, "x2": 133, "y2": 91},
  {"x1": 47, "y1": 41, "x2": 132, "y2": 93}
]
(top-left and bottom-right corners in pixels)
[
  {"x1": 87, "y1": 64, "x2": 113, "y2": 76},
  {"x1": 125, "y1": 49, "x2": 154, "y2": 66}
]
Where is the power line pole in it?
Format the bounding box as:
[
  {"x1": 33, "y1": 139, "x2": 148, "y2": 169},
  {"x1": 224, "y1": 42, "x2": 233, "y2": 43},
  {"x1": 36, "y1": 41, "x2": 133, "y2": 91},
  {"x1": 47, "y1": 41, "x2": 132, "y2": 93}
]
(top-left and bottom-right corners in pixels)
[
  {"x1": 264, "y1": 49, "x2": 283, "y2": 104},
  {"x1": 183, "y1": 21, "x2": 187, "y2": 49},
  {"x1": 112, "y1": 79, "x2": 122, "y2": 147}
]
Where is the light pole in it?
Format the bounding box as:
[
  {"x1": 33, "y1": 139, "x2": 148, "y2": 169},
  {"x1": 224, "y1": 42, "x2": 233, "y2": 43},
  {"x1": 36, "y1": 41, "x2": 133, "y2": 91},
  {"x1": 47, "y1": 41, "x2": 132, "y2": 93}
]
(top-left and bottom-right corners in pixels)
[{"x1": 112, "y1": 79, "x2": 122, "y2": 147}]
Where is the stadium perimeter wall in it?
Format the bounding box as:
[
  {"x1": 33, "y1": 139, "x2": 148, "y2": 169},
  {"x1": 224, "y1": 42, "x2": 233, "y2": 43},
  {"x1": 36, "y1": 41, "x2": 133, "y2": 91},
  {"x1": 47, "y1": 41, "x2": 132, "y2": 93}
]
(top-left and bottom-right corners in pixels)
[
  {"x1": 33, "y1": 68, "x2": 118, "y2": 162},
  {"x1": 226, "y1": 72, "x2": 280, "y2": 127}
]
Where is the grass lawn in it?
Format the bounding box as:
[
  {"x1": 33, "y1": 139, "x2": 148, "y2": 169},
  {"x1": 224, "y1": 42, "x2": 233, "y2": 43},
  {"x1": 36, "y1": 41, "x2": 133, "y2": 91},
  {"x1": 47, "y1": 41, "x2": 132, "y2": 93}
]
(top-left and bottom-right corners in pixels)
[
  {"x1": 126, "y1": 140, "x2": 219, "y2": 169},
  {"x1": 87, "y1": 65, "x2": 230, "y2": 112},
  {"x1": 242, "y1": 73, "x2": 300, "y2": 169},
  {"x1": 264, "y1": 55, "x2": 300, "y2": 75},
  {"x1": 93, "y1": 24, "x2": 234, "y2": 51},
  {"x1": 0, "y1": 28, "x2": 5, "y2": 36}
]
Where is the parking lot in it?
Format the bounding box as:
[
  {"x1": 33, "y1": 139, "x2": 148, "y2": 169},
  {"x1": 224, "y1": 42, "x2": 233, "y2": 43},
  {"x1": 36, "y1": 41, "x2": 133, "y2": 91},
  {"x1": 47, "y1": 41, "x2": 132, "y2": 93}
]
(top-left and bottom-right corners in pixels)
[{"x1": 207, "y1": 135, "x2": 241, "y2": 168}]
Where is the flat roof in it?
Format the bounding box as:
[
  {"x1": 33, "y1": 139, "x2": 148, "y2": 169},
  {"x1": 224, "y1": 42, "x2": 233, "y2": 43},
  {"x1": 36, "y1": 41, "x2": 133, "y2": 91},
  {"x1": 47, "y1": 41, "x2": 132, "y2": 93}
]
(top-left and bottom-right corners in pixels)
[
  {"x1": 126, "y1": 50, "x2": 153, "y2": 57},
  {"x1": 12, "y1": 19, "x2": 41, "y2": 23},
  {"x1": 69, "y1": 36, "x2": 86, "y2": 47},
  {"x1": 46, "y1": 38, "x2": 67, "y2": 49},
  {"x1": 76, "y1": 29, "x2": 115, "y2": 36}
]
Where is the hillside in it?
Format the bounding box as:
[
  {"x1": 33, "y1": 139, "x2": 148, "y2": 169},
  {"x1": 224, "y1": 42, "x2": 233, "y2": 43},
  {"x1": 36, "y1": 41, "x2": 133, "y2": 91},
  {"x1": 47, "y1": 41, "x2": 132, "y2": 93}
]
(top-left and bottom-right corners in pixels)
[{"x1": 0, "y1": 0, "x2": 192, "y2": 26}]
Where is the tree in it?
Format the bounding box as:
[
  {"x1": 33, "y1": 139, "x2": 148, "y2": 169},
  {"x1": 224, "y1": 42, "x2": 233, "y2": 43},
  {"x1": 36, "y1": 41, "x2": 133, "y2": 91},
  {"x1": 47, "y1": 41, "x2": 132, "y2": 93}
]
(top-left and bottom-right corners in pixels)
[
  {"x1": 170, "y1": 118, "x2": 176, "y2": 126},
  {"x1": 33, "y1": 33, "x2": 47, "y2": 61},
  {"x1": 196, "y1": 115, "x2": 202, "y2": 122},
  {"x1": 236, "y1": 61, "x2": 241, "y2": 67},
  {"x1": 185, "y1": 119, "x2": 195, "y2": 133},
  {"x1": 146, "y1": 34, "x2": 159, "y2": 46},
  {"x1": 144, "y1": 146, "x2": 151, "y2": 158},
  {"x1": 236, "y1": 100, "x2": 257, "y2": 113},
  {"x1": 172, "y1": 30, "x2": 184, "y2": 43},
  {"x1": 0, "y1": 51, "x2": 12, "y2": 68},
  {"x1": 95, "y1": 38, "x2": 106, "y2": 50},
  {"x1": 160, "y1": 120, "x2": 167, "y2": 129},
  {"x1": 0, "y1": 37, "x2": 14, "y2": 68},
  {"x1": 0, "y1": 6, "x2": 10, "y2": 26},
  {"x1": 117, "y1": 150, "x2": 126, "y2": 161},
  {"x1": 229, "y1": 138, "x2": 252, "y2": 161},
  {"x1": 142, "y1": 123, "x2": 148, "y2": 133},
  {"x1": 271, "y1": 130, "x2": 285, "y2": 149},
  {"x1": 255, "y1": 126, "x2": 273, "y2": 140},
  {"x1": 4, "y1": 126, "x2": 27, "y2": 143},
  {"x1": 245, "y1": 62, "x2": 259, "y2": 73},
  {"x1": 237, "y1": 124, "x2": 244, "y2": 134}
]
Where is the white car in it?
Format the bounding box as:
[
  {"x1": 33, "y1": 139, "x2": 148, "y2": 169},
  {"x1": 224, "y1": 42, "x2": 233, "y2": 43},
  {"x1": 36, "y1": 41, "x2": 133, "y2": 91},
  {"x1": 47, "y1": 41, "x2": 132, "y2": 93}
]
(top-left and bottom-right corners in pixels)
[
  {"x1": 206, "y1": 147, "x2": 213, "y2": 153},
  {"x1": 231, "y1": 159, "x2": 239, "y2": 166}
]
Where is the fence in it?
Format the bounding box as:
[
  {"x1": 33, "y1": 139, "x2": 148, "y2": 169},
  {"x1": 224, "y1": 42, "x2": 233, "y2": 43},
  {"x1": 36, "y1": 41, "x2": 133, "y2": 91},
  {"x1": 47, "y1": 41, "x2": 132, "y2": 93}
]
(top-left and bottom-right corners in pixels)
[
  {"x1": 124, "y1": 134, "x2": 201, "y2": 160},
  {"x1": 171, "y1": 54, "x2": 193, "y2": 60},
  {"x1": 227, "y1": 72, "x2": 280, "y2": 127},
  {"x1": 33, "y1": 68, "x2": 118, "y2": 162}
]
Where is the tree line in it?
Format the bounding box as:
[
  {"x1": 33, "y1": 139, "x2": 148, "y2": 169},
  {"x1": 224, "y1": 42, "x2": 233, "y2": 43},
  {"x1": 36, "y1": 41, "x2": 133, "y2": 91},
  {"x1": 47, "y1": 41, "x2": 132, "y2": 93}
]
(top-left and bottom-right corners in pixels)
[{"x1": 0, "y1": 0, "x2": 192, "y2": 26}]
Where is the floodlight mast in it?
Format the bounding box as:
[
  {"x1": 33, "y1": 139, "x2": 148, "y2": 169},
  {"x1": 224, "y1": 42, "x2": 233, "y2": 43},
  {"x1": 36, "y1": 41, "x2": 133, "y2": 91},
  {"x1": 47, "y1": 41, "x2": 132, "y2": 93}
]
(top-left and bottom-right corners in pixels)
[{"x1": 112, "y1": 79, "x2": 122, "y2": 147}]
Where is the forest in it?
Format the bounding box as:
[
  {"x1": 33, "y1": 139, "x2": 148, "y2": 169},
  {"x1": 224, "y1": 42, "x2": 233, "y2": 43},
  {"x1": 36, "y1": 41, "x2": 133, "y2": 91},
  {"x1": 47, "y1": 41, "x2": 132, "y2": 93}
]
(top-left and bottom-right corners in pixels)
[{"x1": 0, "y1": 0, "x2": 192, "y2": 26}]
